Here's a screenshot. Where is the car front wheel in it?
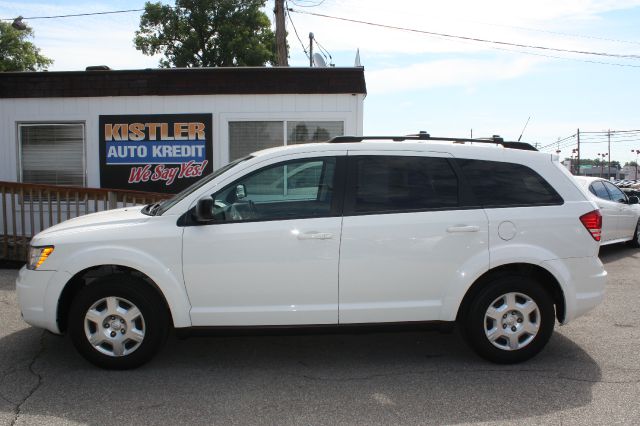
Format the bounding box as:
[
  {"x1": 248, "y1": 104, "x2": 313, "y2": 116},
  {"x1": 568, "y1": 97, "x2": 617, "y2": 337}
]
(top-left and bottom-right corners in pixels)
[
  {"x1": 462, "y1": 275, "x2": 555, "y2": 364},
  {"x1": 68, "y1": 275, "x2": 169, "y2": 369}
]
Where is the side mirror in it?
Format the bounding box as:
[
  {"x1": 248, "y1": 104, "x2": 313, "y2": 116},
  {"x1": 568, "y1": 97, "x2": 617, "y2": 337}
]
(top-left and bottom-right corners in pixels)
[
  {"x1": 628, "y1": 196, "x2": 639, "y2": 205},
  {"x1": 235, "y1": 184, "x2": 247, "y2": 200},
  {"x1": 193, "y1": 198, "x2": 216, "y2": 223}
]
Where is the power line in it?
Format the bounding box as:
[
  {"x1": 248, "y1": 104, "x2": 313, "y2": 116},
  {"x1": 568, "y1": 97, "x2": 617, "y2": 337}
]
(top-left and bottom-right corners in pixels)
[
  {"x1": 473, "y1": 21, "x2": 640, "y2": 46},
  {"x1": 582, "y1": 129, "x2": 640, "y2": 134},
  {"x1": 539, "y1": 134, "x2": 576, "y2": 150},
  {"x1": 1, "y1": 8, "x2": 145, "y2": 21},
  {"x1": 313, "y1": 37, "x2": 333, "y2": 64},
  {"x1": 286, "y1": 1, "x2": 310, "y2": 60},
  {"x1": 289, "y1": 8, "x2": 640, "y2": 60},
  {"x1": 289, "y1": 0, "x2": 327, "y2": 7}
]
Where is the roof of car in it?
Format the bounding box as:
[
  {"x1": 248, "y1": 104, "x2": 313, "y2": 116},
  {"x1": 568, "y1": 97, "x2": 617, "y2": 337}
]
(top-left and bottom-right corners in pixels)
[
  {"x1": 573, "y1": 176, "x2": 608, "y2": 184},
  {"x1": 250, "y1": 138, "x2": 552, "y2": 164}
]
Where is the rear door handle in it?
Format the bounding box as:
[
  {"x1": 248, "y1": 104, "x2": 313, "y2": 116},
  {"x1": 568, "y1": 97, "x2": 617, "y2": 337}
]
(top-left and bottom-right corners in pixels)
[
  {"x1": 297, "y1": 232, "x2": 334, "y2": 240},
  {"x1": 446, "y1": 225, "x2": 480, "y2": 233}
]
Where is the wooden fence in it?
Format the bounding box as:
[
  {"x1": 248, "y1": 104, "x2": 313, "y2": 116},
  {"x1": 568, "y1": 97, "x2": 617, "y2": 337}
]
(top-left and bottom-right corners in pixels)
[{"x1": 0, "y1": 181, "x2": 172, "y2": 261}]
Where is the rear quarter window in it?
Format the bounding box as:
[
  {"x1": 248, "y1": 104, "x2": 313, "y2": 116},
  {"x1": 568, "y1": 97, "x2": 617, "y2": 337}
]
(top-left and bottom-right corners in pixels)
[
  {"x1": 455, "y1": 159, "x2": 563, "y2": 207},
  {"x1": 589, "y1": 181, "x2": 611, "y2": 200}
]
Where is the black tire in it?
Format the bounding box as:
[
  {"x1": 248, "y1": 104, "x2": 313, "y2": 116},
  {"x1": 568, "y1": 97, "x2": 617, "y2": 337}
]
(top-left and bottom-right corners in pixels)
[
  {"x1": 68, "y1": 274, "x2": 169, "y2": 370},
  {"x1": 461, "y1": 275, "x2": 555, "y2": 364},
  {"x1": 626, "y1": 220, "x2": 640, "y2": 248}
]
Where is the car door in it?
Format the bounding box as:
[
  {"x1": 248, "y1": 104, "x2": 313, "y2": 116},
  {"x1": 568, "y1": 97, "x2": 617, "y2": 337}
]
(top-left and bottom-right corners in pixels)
[
  {"x1": 603, "y1": 181, "x2": 638, "y2": 240},
  {"x1": 182, "y1": 154, "x2": 345, "y2": 326},
  {"x1": 589, "y1": 181, "x2": 620, "y2": 242},
  {"x1": 338, "y1": 151, "x2": 489, "y2": 323}
]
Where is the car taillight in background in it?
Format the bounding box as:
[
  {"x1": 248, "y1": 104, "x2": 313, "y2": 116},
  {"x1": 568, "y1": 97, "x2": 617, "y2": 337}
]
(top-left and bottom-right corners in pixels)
[{"x1": 580, "y1": 210, "x2": 602, "y2": 241}]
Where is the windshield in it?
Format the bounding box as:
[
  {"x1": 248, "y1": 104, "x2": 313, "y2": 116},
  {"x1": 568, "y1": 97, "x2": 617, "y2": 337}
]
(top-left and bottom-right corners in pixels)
[{"x1": 155, "y1": 156, "x2": 252, "y2": 215}]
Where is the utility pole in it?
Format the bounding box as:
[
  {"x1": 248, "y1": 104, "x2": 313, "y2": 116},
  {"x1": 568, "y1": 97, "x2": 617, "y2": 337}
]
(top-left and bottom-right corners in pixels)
[
  {"x1": 274, "y1": 0, "x2": 288, "y2": 66},
  {"x1": 309, "y1": 32, "x2": 314, "y2": 67},
  {"x1": 576, "y1": 128, "x2": 581, "y2": 176}
]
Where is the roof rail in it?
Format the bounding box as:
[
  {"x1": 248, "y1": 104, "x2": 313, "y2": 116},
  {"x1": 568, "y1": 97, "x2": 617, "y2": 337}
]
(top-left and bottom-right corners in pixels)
[{"x1": 328, "y1": 131, "x2": 537, "y2": 151}]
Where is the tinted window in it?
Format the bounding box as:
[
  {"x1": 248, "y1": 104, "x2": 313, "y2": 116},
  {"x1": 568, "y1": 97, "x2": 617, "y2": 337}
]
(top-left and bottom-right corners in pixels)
[
  {"x1": 350, "y1": 156, "x2": 458, "y2": 213},
  {"x1": 603, "y1": 182, "x2": 627, "y2": 203},
  {"x1": 456, "y1": 159, "x2": 563, "y2": 207},
  {"x1": 210, "y1": 157, "x2": 336, "y2": 222},
  {"x1": 589, "y1": 181, "x2": 611, "y2": 200}
]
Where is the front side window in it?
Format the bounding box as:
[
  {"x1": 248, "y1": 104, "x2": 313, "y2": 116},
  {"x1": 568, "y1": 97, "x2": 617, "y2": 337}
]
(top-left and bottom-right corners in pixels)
[
  {"x1": 348, "y1": 155, "x2": 459, "y2": 214},
  {"x1": 210, "y1": 157, "x2": 337, "y2": 222},
  {"x1": 603, "y1": 181, "x2": 627, "y2": 203},
  {"x1": 19, "y1": 123, "x2": 86, "y2": 186},
  {"x1": 456, "y1": 159, "x2": 563, "y2": 207}
]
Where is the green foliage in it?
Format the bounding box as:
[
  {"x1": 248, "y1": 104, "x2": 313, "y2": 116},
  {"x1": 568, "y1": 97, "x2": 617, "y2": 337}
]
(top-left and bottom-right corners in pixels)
[
  {"x1": 0, "y1": 21, "x2": 53, "y2": 71},
  {"x1": 134, "y1": 0, "x2": 276, "y2": 67}
]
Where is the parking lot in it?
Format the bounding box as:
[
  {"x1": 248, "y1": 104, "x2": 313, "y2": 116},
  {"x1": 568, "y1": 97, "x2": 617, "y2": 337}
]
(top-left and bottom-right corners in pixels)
[{"x1": 0, "y1": 244, "x2": 638, "y2": 425}]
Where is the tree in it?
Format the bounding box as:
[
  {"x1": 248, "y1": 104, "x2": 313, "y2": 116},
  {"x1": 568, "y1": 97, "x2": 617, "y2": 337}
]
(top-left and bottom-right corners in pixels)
[
  {"x1": 0, "y1": 21, "x2": 53, "y2": 71},
  {"x1": 134, "y1": 0, "x2": 276, "y2": 67}
]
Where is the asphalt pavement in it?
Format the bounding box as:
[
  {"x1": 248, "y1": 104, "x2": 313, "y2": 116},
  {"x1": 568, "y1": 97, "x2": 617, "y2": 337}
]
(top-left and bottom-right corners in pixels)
[{"x1": 1, "y1": 244, "x2": 639, "y2": 425}]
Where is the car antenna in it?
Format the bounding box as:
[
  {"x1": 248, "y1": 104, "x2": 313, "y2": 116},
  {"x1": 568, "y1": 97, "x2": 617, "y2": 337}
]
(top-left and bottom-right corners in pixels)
[{"x1": 517, "y1": 116, "x2": 531, "y2": 142}]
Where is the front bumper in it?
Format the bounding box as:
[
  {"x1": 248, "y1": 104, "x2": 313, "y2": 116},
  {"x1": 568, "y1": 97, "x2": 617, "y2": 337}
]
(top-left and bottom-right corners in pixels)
[{"x1": 16, "y1": 266, "x2": 65, "y2": 334}]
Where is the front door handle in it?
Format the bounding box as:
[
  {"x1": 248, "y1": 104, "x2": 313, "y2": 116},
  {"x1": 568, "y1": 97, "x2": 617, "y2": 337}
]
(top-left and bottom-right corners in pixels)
[
  {"x1": 297, "y1": 232, "x2": 334, "y2": 240},
  {"x1": 446, "y1": 225, "x2": 480, "y2": 233}
]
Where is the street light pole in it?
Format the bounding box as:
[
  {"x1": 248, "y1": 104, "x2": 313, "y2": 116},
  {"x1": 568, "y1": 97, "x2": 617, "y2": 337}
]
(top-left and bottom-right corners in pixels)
[
  {"x1": 597, "y1": 153, "x2": 608, "y2": 178},
  {"x1": 632, "y1": 149, "x2": 640, "y2": 180},
  {"x1": 571, "y1": 148, "x2": 579, "y2": 175}
]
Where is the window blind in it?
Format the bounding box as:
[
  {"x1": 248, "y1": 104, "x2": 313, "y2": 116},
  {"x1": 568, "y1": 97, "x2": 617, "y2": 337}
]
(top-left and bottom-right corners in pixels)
[
  {"x1": 20, "y1": 123, "x2": 85, "y2": 186},
  {"x1": 229, "y1": 121, "x2": 284, "y2": 161}
]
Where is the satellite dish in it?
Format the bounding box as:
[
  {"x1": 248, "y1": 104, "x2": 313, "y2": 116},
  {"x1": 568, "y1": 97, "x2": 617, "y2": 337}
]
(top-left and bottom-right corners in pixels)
[{"x1": 313, "y1": 53, "x2": 327, "y2": 68}]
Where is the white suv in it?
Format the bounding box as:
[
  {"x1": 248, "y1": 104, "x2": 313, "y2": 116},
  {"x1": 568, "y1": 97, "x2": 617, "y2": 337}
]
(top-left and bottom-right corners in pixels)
[{"x1": 17, "y1": 134, "x2": 607, "y2": 369}]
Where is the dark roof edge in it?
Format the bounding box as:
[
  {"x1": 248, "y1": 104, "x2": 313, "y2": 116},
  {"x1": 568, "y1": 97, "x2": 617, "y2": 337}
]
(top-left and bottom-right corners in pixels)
[{"x1": 0, "y1": 67, "x2": 367, "y2": 99}]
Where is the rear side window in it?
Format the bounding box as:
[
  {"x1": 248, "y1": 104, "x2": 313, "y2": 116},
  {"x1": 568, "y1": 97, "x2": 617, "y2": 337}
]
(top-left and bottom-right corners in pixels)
[
  {"x1": 347, "y1": 155, "x2": 458, "y2": 214},
  {"x1": 456, "y1": 159, "x2": 563, "y2": 207},
  {"x1": 589, "y1": 181, "x2": 611, "y2": 200}
]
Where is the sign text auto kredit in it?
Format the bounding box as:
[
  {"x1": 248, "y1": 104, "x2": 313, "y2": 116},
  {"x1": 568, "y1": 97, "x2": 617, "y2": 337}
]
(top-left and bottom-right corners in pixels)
[{"x1": 99, "y1": 114, "x2": 213, "y2": 193}]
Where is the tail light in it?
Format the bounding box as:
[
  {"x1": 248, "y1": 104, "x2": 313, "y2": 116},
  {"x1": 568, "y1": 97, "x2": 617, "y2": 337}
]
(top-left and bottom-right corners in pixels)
[{"x1": 580, "y1": 210, "x2": 602, "y2": 241}]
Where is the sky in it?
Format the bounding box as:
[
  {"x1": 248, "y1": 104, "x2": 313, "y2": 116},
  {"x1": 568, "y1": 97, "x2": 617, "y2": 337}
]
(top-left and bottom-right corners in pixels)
[{"x1": 3, "y1": 0, "x2": 640, "y2": 164}]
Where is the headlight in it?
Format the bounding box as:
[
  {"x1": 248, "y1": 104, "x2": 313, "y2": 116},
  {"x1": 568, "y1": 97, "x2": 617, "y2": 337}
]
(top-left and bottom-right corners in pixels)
[{"x1": 27, "y1": 246, "x2": 54, "y2": 270}]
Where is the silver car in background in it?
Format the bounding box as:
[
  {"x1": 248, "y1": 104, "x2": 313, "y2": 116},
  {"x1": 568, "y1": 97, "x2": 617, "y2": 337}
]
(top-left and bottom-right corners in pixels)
[{"x1": 574, "y1": 176, "x2": 640, "y2": 247}]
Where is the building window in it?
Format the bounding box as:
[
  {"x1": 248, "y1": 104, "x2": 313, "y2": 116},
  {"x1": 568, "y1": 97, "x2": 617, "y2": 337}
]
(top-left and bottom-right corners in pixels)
[
  {"x1": 229, "y1": 120, "x2": 344, "y2": 161},
  {"x1": 19, "y1": 123, "x2": 86, "y2": 186},
  {"x1": 229, "y1": 121, "x2": 284, "y2": 161},
  {"x1": 287, "y1": 121, "x2": 344, "y2": 145}
]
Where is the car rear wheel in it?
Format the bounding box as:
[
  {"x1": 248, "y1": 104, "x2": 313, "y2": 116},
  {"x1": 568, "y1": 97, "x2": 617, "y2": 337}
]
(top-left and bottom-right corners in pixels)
[
  {"x1": 68, "y1": 275, "x2": 169, "y2": 369},
  {"x1": 462, "y1": 275, "x2": 555, "y2": 364}
]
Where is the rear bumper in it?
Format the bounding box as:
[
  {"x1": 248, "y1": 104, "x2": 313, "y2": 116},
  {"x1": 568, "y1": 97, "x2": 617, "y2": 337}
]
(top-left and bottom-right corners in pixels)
[{"x1": 543, "y1": 257, "x2": 607, "y2": 324}]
